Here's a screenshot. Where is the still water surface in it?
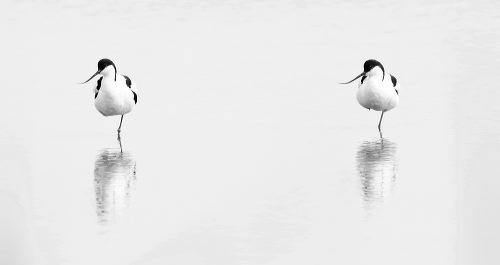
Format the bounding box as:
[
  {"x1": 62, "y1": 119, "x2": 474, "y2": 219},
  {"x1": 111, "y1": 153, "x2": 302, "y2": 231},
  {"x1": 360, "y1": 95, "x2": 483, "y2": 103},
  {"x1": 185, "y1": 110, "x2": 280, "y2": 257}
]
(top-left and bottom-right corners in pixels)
[{"x1": 0, "y1": 0, "x2": 499, "y2": 264}]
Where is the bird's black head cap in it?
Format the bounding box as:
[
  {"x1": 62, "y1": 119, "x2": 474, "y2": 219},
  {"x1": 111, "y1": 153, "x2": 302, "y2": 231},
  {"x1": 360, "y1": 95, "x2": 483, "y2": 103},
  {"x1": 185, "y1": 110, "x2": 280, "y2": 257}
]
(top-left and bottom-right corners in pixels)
[
  {"x1": 80, "y1": 58, "x2": 118, "y2": 84},
  {"x1": 363, "y1": 59, "x2": 385, "y2": 81},
  {"x1": 339, "y1": 59, "x2": 387, "y2": 85},
  {"x1": 98, "y1": 58, "x2": 114, "y2": 70},
  {"x1": 98, "y1": 58, "x2": 117, "y2": 81}
]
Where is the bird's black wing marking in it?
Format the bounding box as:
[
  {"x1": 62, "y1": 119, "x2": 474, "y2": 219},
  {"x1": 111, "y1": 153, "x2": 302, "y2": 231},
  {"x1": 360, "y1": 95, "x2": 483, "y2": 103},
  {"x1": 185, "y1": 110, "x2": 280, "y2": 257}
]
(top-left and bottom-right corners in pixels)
[
  {"x1": 123, "y1": 75, "x2": 137, "y2": 104},
  {"x1": 95, "y1": 77, "x2": 103, "y2": 99},
  {"x1": 361, "y1": 75, "x2": 367, "y2": 84},
  {"x1": 123, "y1": 75, "x2": 132, "y2": 88},
  {"x1": 132, "y1": 91, "x2": 137, "y2": 104},
  {"x1": 390, "y1": 75, "x2": 397, "y2": 87},
  {"x1": 390, "y1": 74, "x2": 399, "y2": 95}
]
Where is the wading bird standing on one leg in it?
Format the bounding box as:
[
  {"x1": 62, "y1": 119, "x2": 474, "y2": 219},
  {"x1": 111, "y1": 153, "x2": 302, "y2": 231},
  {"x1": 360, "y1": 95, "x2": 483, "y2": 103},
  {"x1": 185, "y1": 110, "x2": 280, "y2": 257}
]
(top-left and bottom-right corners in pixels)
[
  {"x1": 81, "y1": 59, "x2": 138, "y2": 138},
  {"x1": 340, "y1": 59, "x2": 399, "y2": 137}
]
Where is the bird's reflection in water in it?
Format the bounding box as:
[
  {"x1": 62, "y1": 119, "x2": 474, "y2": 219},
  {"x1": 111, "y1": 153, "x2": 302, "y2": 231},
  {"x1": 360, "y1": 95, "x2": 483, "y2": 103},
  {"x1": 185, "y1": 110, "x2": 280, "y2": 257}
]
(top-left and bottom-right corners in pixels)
[
  {"x1": 94, "y1": 139, "x2": 137, "y2": 225},
  {"x1": 356, "y1": 138, "x2": 397, "y2": 211}
]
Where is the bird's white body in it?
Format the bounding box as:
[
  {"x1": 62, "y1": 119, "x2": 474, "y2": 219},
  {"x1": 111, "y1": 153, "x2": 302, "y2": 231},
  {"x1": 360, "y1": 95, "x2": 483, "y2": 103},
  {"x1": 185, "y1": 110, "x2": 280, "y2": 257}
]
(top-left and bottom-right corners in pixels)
[
  {"x1": 94, "y1": 67, "x2": 137, "y2": 117},
  {"x1": 356, "y1": 66, "x2": 399, "y2": 112}
]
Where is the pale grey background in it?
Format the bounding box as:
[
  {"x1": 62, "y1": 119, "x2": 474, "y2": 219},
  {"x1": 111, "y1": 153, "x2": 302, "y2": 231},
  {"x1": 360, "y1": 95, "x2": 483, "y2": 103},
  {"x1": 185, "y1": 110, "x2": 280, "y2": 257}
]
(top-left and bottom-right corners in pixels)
[{"x1": 0, "y1": 0, "x2": 499, "y2": 264}]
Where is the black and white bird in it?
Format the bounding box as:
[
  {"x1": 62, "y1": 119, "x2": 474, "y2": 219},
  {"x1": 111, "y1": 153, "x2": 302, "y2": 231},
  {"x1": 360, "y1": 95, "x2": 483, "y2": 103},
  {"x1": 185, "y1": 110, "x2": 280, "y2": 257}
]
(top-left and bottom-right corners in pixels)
[
  {"x1": 81, "y1": 59, "x2": 138, "y2": 136},
  {"x1": 340, "y1": 59, "x2": 399, "y2": 135}
]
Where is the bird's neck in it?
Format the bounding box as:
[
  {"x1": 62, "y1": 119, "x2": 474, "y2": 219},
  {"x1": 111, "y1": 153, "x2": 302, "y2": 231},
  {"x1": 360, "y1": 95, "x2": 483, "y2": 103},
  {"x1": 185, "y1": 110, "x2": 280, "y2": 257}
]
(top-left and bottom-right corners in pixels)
[
  {"x1": 102, "y1": 73, "x2": 116, "y2": 80},
  {"x1": 101, "y1": 66, "x2": 117, "y2": 81},
  {"x1": 367, "y1": 67, "x2": 384, "y2": 78}
]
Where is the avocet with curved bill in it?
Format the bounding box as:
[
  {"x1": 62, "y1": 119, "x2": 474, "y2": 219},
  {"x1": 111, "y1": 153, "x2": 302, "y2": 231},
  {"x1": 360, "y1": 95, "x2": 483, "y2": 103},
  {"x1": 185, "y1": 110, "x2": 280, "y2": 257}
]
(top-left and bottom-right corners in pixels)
[
  {"x1": 340, "y1": 59, "x2": 399, "y2": 135},
  {"x1": 81, "y1": 59, "x2": 138, "y2": 136}
]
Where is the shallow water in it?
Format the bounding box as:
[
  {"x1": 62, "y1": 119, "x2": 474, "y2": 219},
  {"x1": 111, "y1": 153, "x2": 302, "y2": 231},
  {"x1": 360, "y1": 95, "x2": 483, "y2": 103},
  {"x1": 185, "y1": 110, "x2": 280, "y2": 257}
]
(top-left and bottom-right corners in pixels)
[{"x1": 1, "y1": 0, "x2": 499, "y2": 264}]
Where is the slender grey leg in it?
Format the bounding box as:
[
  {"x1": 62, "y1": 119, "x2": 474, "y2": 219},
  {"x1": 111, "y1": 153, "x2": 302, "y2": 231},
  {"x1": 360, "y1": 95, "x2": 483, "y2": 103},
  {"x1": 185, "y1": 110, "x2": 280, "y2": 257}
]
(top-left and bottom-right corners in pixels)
[
  {"x1": 117, "y1": 115, "x2": 124, "y2": 134},
  {"x1": 378, "y1": 111, "x2": 385, "y2": 133},
  {"x1": 117, "y1": 134, "x2": 123, "y2": 153}
]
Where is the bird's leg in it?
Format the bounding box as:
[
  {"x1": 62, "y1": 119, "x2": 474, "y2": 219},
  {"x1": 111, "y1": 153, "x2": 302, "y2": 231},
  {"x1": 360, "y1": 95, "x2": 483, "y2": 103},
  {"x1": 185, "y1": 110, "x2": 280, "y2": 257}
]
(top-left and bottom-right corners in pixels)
[
  {"x1": 117, "y1": 134, "x2": 123, "y2": 153},
  {"x1": 117, "y1": 128, "x2": 122, "y2": 144},
  {"x1": 117, "y1": 115, "x2": 124, "y2": 134},
  {"x1": 378, "y1": 111, "x2": 385, "y2": 133}
]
